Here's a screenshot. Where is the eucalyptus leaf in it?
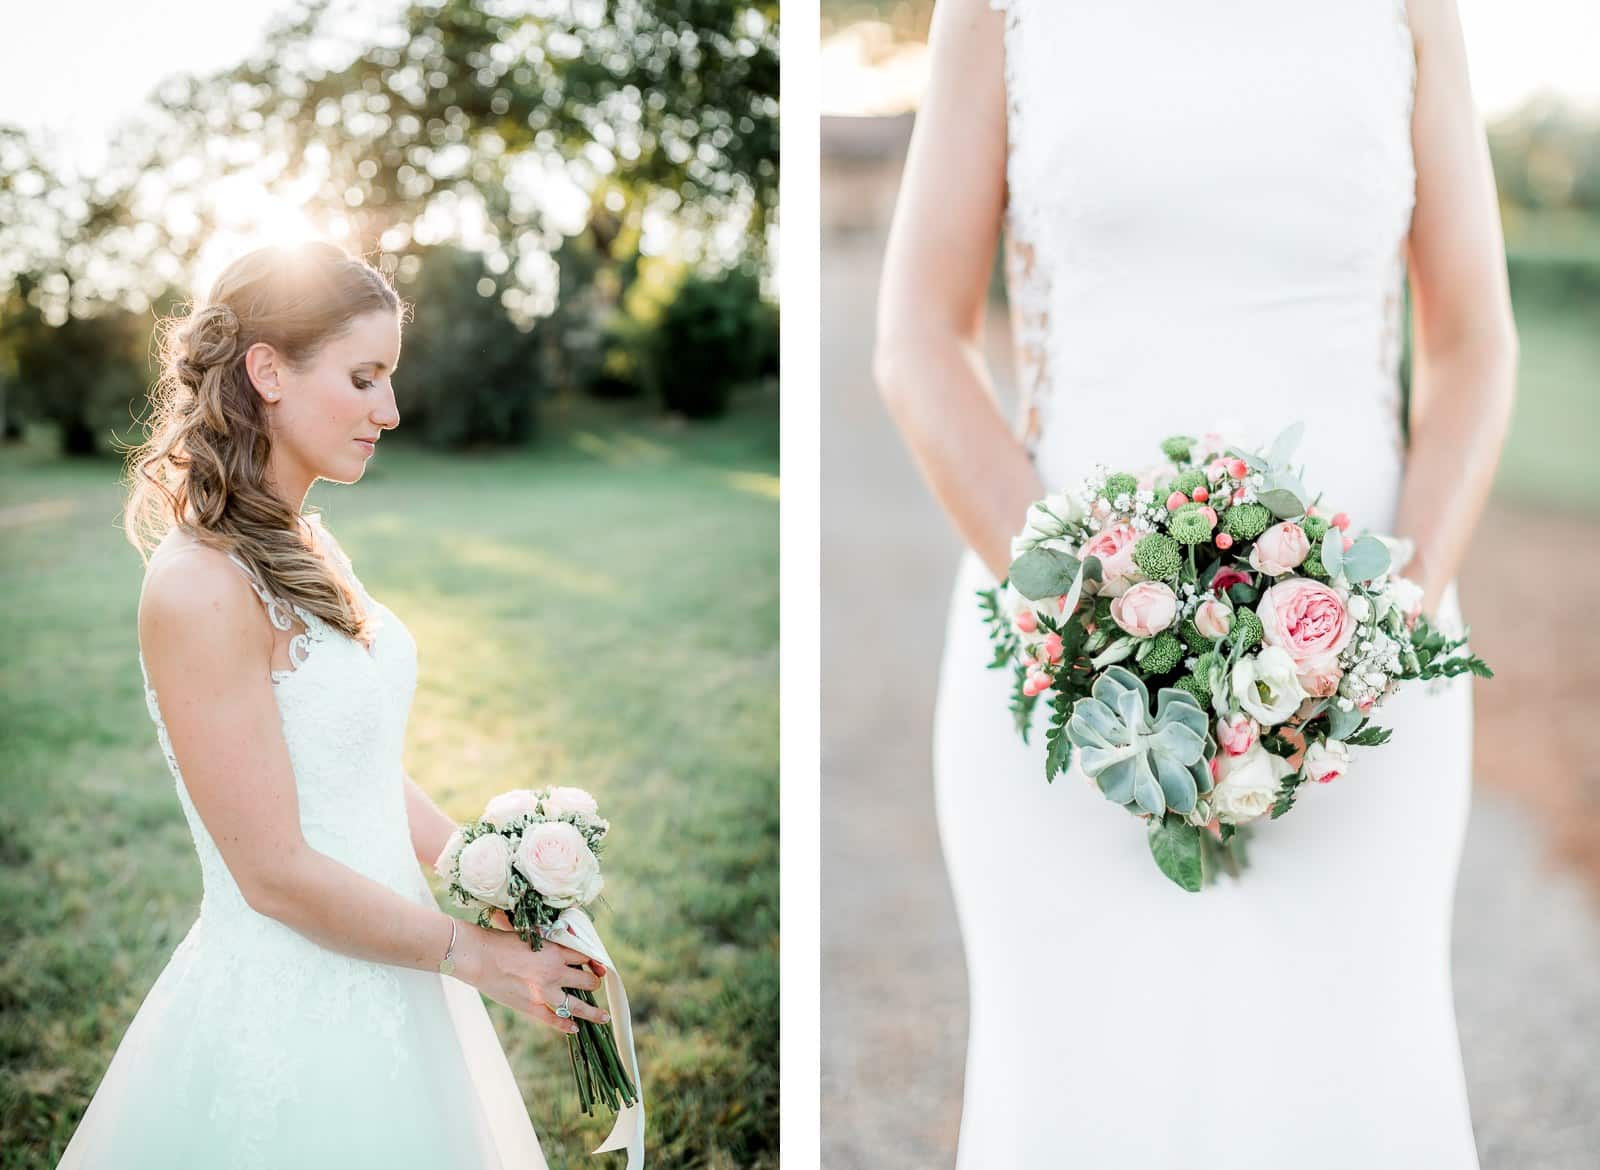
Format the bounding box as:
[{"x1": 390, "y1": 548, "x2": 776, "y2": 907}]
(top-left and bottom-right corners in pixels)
[
  {"x1": 1340, "y1": 535, "x2": 1391, "y2": 582},
  {"x1": 1058, "y1": 555, "x2": 1099, "y2": 620},
  {"x1": 1148, "y1": 814, "x2": 1203, "y2": 892},
  {"x1": 1257, "y1": 470, "x2": 1307, "y2": 519},
  {"x1": 1320, "y1": 531, "x2": 1344, "y2": 578},
  {"x1": 1009, "y1": 546, "x2": 1082, "y2": 601},
  {"x1": 1267, "y1": 420, "x2": 1305, "y2": 468},
  {"x1": 1227, "y1": 583, "x2": 1259, "y2": 606},
  {"x1": 1324, "y1": 703, "x2": 1364, "y2": 741}
]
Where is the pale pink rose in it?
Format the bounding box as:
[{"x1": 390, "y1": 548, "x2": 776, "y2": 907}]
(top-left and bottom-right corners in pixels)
[
  {"x1": 1110, "y1": 581, "x2": 1178, "y2": 638},
  {"x1": 513, "y1": 822, "x2": 603, "y2": 908},
  {"x1": 1216, "y1": 714, "x2": 1259, "y2": 757},
  {"x1": 1081, "y1": 523, "x2": 1141, "y2": 585},
  {"x1": 457, "y1": 833, "x2": 516, "y2": 909},
  {"x1": 1304, "y1": 740, "x2": 1350, "y2": 785},
  {"x1": 482, "y1": 789, "x2": 540, "y2": 828},
  {"x1": 1256, "y1": 579, "x2": 1356, "y2": 672},
  {"x1": 1297, "y1": 654, "x2": 1344, "y2": 698},
  {"x1": 1193, "y1": 599, "x2": 1232, "y2": 641},
  {"x1": 540, "y1": 786, "x2": 600, "y2": 820},
  {"x1": 1248, "y1": 521, "x2": 1311, "y2": 576},
  {"x1": 1040, "y1": 632, "x2": 1064, "y2": 663}
]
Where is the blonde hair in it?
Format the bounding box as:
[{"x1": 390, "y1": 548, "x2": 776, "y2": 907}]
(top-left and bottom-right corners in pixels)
[{"x1": 123, "y1": 241, "x2": 406, "y2": 646}]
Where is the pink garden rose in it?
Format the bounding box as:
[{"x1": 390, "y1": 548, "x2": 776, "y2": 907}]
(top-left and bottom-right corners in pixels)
[
  {"x1": 1193, "y1": 598, "x2": 1233, "y2": 641},
  {"x1": 1216, "y1": 713, "x2": 1259, "y2": 757},
  {"x1": 1081, "y1": 523, "x2": 1141, "y2": 587},
  {"x1": 1248, "y1": 521, "x2": 1311, "y2": 576},
  {"x1": 1110, "y1": 581, "x2": 1178, "y2": 638},
  {"x1": 1256, "y1": 579, "x2": 1356, "y2": 679},
  {"x1": 1297, "y1": 655, "x2": 1344, "y2": 698}
]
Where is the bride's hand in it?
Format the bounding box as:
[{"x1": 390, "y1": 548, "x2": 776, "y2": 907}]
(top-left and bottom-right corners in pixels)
[
  {"x1": 458, "y1": 923, "x2": 610, "y2": 1034},
  {"x1": 484, "y1": 908, "x2": 606, "y2": 977}
]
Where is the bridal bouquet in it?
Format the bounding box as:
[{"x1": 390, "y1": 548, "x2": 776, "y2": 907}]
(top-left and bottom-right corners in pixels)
[
  {"x1": 979, "y1": 423, "x2": 1492, "y2": 892},
  {"x1": 436, "y1": 786, "x2": 640, "y2": 1120}
]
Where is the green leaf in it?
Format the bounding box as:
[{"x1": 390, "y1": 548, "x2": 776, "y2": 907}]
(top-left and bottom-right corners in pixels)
[
  {"x1": 1344, "y1": 724, "x2": 1393, "y2": 747},
  {"x1": 1324, "y1": 703, "x2": 1364, "y2": 741},
  {"x1": 1266, "y1": 420, "x2": 1305, "y2": 468},
  {"x1": 1340, "y1": 535, "x2": 1391, "y2": 582},
  {"x1": 1045, "y1": 694, "x2": 1074, "y2": 783},
  {"x1": 1148, "y1": 814, "x2": 1203, "y2": 892},
  {"x1": 1010, "y1": 546, "x2": 1081, "y2": 601},
  {"x1": 1320, "y1": 530, "x2": 1344, "y2": 579},
  {"x1": 1226, "y1": 583, "x2": 1259, "y2": 606},
  {"x1": 1257, "y1": 470, "x2": 1307, "y2": 519}
]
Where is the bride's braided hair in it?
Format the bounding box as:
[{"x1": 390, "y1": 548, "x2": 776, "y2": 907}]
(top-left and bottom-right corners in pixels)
[{"x1": 123, "y1": 241, "x2": 405, "y2": 646}]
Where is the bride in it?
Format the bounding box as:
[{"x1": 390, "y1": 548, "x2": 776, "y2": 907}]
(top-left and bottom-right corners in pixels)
[
  {"x1": 874, "y1": 0, "x2": 1516, "y2": 1165},
  {"x1": 57, "y1": 241, "x2": 605, "y2": 1169}
]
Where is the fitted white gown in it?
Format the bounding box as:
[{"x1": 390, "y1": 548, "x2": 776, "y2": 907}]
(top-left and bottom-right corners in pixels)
[
  {"x1": 932, "y1": 0, "x2": 1478, "y2": 1164},
  {"x1": 57, "y1": 517, "x2": 550, "y2": 1170}
]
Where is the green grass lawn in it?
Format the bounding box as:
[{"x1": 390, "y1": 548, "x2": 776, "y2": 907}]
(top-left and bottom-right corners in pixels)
[
  {"x1": 0, "y1": 386, "x2": 779, "y2": 1169},
  {"x1": 1493, "y1": 296, "x2": 1600, "y2": 509}
]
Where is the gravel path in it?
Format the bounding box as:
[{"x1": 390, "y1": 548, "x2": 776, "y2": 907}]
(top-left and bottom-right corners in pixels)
[{"x1": 821, "y1": 122, "x2": 1600, "y2": 1169}]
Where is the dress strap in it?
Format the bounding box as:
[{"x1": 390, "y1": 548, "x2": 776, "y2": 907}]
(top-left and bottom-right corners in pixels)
[{"x1": 225, "y1": 552, "x2": 318, "y2": 675}]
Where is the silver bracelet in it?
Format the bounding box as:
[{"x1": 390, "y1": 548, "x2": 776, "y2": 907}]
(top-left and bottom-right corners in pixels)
[{"x1": 438, "y1": 917, "x2": 459, "y2": 977}]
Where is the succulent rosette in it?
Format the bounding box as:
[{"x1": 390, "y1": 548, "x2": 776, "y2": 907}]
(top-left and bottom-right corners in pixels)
[
  {"x1": 978, "y1": 422, "x2": 1493, "y2": 891},
  {"x1": 435, "y1": 786, "x2": 636, "y2": 1117}
]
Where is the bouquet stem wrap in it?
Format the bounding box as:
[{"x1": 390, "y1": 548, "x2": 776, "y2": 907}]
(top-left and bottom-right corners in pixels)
[{"x1": 543, "y1": 907, "x2": 646, "y2": 1169}]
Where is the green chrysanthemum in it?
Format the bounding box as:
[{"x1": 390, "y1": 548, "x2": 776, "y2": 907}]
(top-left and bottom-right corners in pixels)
[
  {"x1": 1174, "y1": 673, "x2": 1211, "y2": 706},
  {"x1": 1132, "y1": 532, "x2": 1182, "y2": 580},
  {"x1": 1138, "y1": 631, "x2": 1185, "y2": 675},
  {"x1": 1102, "y1": 472, "x2": 1139, "y2": 502},
  {"x1": 1301, "y1": 514, "x2": 1331, "y2": 541},
  {"x1": 1302, "y1": 539, "x2": 1330, "y2": 579},
  {"x1": 1161, "y1": 435, "x2": 1197, "y2": 464},
  {"x1": 1231, "y1": 607, "x2": 1264, "y2": 651},
  {"x1": 1170, "y1": 469, "x2": 1208, "y2": 498},
  {"x1": 1222, "y1": 502, "x2": 1271, "y2": 541},
  {"x1": 1167, "y1": 505, "x2": 1213, "y2": 545}
]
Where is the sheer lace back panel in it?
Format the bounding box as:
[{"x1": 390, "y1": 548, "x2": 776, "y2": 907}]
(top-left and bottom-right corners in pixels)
[
  {"x1": 138, "y1": 516, "x2": 422, "y2": 930},
  {"x1": 988, "y1": 0, "x2": 1417, "y2": 531}
]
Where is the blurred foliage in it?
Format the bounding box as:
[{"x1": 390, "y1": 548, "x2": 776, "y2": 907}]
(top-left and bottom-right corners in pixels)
[
  {"x1": 626, "y1": 265, "x2": 778, "y2": 418},
  {"x1": 394, "y1": 244, "x2": 544, "y2": 447},
  {"x1": 0, "y1": 0, "x2": 778, "y2": 457}
]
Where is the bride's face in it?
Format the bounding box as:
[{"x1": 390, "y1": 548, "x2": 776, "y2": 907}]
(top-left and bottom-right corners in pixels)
[{"x1": 250, "y1": 309, "x2": 402, "y2": 490}]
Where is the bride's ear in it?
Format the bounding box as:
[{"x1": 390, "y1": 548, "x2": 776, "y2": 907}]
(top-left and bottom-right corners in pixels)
[{"x1": 243, "y1": 342, "x2": 284, "y2": 404}]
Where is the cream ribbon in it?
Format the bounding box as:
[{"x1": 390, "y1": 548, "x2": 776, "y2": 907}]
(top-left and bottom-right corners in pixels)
[{"x1": 542, "y1": 907, "x2": 646, "y2": 1169}]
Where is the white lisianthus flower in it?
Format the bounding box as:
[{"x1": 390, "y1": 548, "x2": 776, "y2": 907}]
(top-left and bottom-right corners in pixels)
[
  {"x1": 1211, "y1": 744, "x2": 1296, "y2": 824},
  {"x1": 1019, "y1": 489, "x2": 1088, "y2": 547},
  {"x1": 1304, "y1": 739, "x2": 1351, "y2": 784},
  {"x1": 1231, "y1": 646, "x2": 1307, "y2": 726},
  {"x1": 1378, "y1": 577, "x2": 1424, "y2": 622},
  {"x1": 513, "y1": 822, "x2": 604, "y2": 908},
  {"x1": 482, "y1": 788, "x2": 541, "y2": 827},
  {"x1": 456, "y1": 833, "x2": 517, "y2": 909},
  {"x1": 1346, "y1": 594, "x2": 1373, "y2": 622}
]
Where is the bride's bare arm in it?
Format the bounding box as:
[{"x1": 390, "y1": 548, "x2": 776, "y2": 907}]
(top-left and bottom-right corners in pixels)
[
  {"x1": 1394, "y1": 0, "x2": 1519, "y2": 618},
  {"x1": 873, "y1": 0, "x2": 1043, "y2": 582},
  {"x1": 137, "y1": 546, "x2": 603, "y2": 1033}
]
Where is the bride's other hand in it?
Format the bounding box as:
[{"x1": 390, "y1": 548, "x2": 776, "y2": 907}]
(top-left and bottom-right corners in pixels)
[
  {"x1": 484, "y1": 909, "x2": 606, "y2": 977},
  {"x1": 456, "y1": 924, "x2": 610, "y2": 1034}
]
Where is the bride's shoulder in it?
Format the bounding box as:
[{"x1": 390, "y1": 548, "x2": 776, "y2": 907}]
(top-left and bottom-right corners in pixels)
[{"x1": 139, "y1": 535, "x2": 268, "y2": 661}]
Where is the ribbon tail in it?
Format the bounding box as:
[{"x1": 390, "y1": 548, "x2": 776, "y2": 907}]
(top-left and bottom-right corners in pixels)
[{"x1": 549, "y1": 907, "x2": 646, "y2": 1169}]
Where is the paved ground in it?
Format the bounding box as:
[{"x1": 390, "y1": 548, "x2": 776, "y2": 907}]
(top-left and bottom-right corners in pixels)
[{"x1": 820, "y1": 119, "x2": 1600, "y2": 1170}]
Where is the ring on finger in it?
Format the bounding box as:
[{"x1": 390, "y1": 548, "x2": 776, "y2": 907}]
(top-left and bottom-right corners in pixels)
[{"x1": 553, "y1": 991, "x2": 573, "y2": 1020}]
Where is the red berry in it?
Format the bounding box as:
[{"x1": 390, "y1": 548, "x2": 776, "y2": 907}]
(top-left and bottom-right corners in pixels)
[
  {"x1": 1216, "y1": 533, "x2": 1234, "y2": 549},
  {"x1": 1192, "y1": 486, "x2": 1209, "y2": 503},
  {"x1": 1332, "y1": 512, "x2": 1351, "y2": 531}
]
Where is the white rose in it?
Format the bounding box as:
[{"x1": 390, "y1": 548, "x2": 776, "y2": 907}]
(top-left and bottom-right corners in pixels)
[
  {"x1": 482, "y1": 788, "x2": 541, "y2": 828},
  {"x1": 456, "y1": 833, "x2": 516, "y2": 909},
  {"x1": 541, "y1": 785, "x2": 600, "y2": 820},
  {"x1": 1211, "y1": 744, "x2": 1296, "y2": 824},
  {"x1": 433, "y1": 826, "x2": 466, "y2": 882},
  {"x1": 1304, "y1": 739, "x2": 1351, "y2": 785},
  {"x1": 1346, "y1": 594, "x2": 1373, "y2": 622},
  {"x1": 1379, "y1": 577, "x2": 1424, "y2": 622},
  {"x1": 513, "y1": 822, "x2": 603, "y2": 909},
  {"x1": 1231, "y1": 646, "x2": 1307, "y2": 726}
]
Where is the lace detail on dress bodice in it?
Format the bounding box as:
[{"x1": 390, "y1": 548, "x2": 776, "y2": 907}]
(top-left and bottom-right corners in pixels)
[
  {"x1": 988, "y1": 0, "x2": 1420, "y2": 524},
  {"x1": 136, "y1": 519, "x2": 428, "y2": 1164}
]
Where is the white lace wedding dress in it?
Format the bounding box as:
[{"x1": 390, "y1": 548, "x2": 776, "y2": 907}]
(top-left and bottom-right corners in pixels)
[
  {"x1": 932, "y1": 0, "x2": 1478, "y2": 1164},
  {"x1": 57, "y1": 517, "x2": 550, "y2": 1170}
]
